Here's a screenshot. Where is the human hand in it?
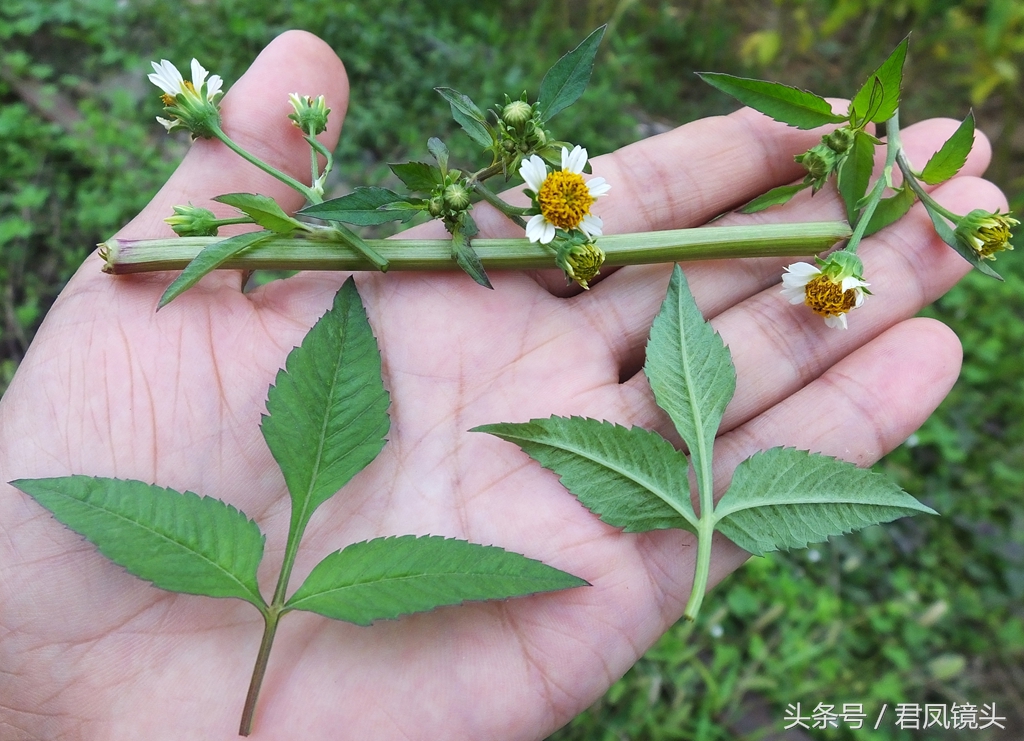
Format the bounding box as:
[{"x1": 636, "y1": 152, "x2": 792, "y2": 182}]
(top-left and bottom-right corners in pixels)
[{"x1": 0, "y1": 30, "x2": 1005, "y2": 741}]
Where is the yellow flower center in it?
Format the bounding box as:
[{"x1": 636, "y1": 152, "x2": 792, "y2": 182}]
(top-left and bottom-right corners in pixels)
[
  {"x1": 976, "y1": 222, "x2": 1013, "y2": 258},
  {"x1": 538, "y1": 170, "x2": 593, "y2": 230},
  {"x1": 804, "y1": 275, "x2": 858, "y2": 317},
  {"x1": 160, "y1": 80, "x2": 196, "y2": 106}
]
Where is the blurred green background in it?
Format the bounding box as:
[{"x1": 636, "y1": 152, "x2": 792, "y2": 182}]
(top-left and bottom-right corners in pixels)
[{"x1": 1, "y1": 1, "x2": 1022, "y2": 738}]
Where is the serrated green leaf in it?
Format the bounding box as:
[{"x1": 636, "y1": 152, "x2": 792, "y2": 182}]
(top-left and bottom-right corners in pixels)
[
  {"x1": 697, "y1": 72, "x2": 846, "y2": 130},
  {"x1": 450, "y1": 214, "x2": 491, "y2": 289},
  {"x1": 474, "y1": 416, "x2": 696, "y2": 533},
  {"x1": 285, "y1": 535, "x2": 588, "y2": 625},
  {"x1": 12, "y1": 476, "x2": 266, "y2": 607},
  {"x1": 158, "y1": 230, "x2": 269, "y2": 308},
  {"x1": 838, "y1": 130, "x2": 876, "y2": 224},
  {"x1": 740, "y1": 182, "x2": 809, "y2": 214},
  {"x1": 924, "y1": 203, "x2": 1003, "y2": 280},
  {"x1": 214, "y1": 193, "x2": 304, "y2": 234},
  {"x1": 850, "y1": 38, "x2": 907, "y2": 125},
  {"x1": 389, "y1": 161, "x2": 442, "y2": 193},
  {"x1": 427, "y1": 137, "x2": 449, "y2": 174},
  {"x1": 863, "y1": 185, "x2": 916, "y2": 236},
  {"x1": 537, "y1": 25, "x2": 606, "y2": 122},
  {"x1": 435, "y1": 87, "x2": 493, "y2": 148},
  {"x1": 921, "y1": 112, "x2": 975, "y2": 185},
  {"x1": 644, "y1": 265, "x2": 735, "y2": 501},
  {"x1": 262, "y1": 278, "x2": 390, "y2": 537},
  {"x1": 301, "y1": 187, "x2": 416, "y2": 226},
  {"x1": 714, "y1": 447, "x2": 937, "y2": 556}
]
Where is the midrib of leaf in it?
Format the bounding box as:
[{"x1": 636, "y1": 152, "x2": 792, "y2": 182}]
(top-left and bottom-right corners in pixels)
[
  {"x1": 62, "y1": 491, "x2": 261, "y2": 605},
  {"x1": 510, "y1": 425, "x2": 697, "y2": 528},
  {"x1": 674, "y1": 285, "x2": 714, "y2": 520}
]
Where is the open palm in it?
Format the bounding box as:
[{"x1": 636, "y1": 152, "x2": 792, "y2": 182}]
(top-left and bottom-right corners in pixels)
[{"x1": 0, "y1": 31, "x2": 1005, "y2": 741}]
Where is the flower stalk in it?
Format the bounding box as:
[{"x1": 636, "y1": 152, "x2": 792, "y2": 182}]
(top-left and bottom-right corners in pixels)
[{"x1": 100, "y1": 222, "x2": 852, "y2": 275}]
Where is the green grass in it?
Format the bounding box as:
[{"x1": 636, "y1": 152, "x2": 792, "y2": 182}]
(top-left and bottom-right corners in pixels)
[{"x1": 2, "y1": 1, "x2": 1023, "y2": 737}]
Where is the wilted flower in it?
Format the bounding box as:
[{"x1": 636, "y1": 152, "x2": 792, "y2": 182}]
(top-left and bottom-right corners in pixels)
[
  {"x1": 288, "y1": 93, "x2": 330, "y2": 136},
  {"x1": 555, "y1": 239, "x2": 606, "y2": 289},
  {"x1": 519, "y1": 146, "x2": 610, "y2": 244},
  {"x1": 954, "y1": 209, "x2": 1018, "y2": 261},
  {"x1": 781, "y1": 251, "x2": 869, "y2": 330}
]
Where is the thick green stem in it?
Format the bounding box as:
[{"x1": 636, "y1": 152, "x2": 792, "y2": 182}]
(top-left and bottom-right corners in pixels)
[
  {"x1": 101, "y1": 221, "x2": 851, "y2": 274},
  {"x1": 239, "y1": 607, "x2": 283, "y2": 736}
]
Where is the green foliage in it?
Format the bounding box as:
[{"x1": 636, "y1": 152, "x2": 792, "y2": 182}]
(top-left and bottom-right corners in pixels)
[
  {"x1": 158, "y1": 231, "x2": 269, "y2": 308},
  {"x1": 536, "y1": 25, "x2": 606, "y2": 122},
  {"x1": 837, "y1": 131, "x2": 876, "y2": 224},
  {"x1": 261, "y1": 278, "x2": 391, "y2": 535},
  {"x1": 696, "y1": 73, "x2": 846, "y2": 130},
  {"x1": 739, "y1": 182, "x2": 809, "y2": 214},
  {"x1": 715, "y1": 448, "x2": 936, "y2": 557},
  {"x1": 644, "y1": 264, "x2": 735, "y2": 484},
  {"x1": 475, "y1": 416, "x2": 696, "y2": 534},
  {"x1": 12, "y1": 475, "x2": 266, "y2": 606},
  {"x1": 302, "y1": 187, "x2": 416, "y2": 226},
  {"x1": 286, "y1": 535, "x2": 588, "y2": 624},
  {"x1": 921, "y1": 111, "x2": 976, "y2": 185},
  {"x1": 214, "y1": 193, "x2": 304, "y2": 233},
  {"x1": 849, "y1": 37, "x2": 907, "y2": 126}
]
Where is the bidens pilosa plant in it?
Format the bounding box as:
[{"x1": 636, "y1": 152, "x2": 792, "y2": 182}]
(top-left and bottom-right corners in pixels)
[{"x1": 17, "y1": 26, "x2": 1017, "y2": 737}]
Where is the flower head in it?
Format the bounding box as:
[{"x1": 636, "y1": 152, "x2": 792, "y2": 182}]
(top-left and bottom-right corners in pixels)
[
  {"x1": 164, "y1": 204, "x2": 219, "y2": 237},
  {"x1": 555, "y1": 238, "x2": 606, "y2": 289},
  {"x1": 781, "y1": 251, "x2": 869, "y2": 330},
  {"x1": 954, "y1": 209, "x2": 1019, "y2": 261},
  {"x1": 288, "y1": 93, "x2": 331, "y2": 136},
  {"x1": 519, "y1": 146, "x2": 610, "y2": 244},
  {"x1": 148, "y1": 58, "x2": 223, "y2": 138}
]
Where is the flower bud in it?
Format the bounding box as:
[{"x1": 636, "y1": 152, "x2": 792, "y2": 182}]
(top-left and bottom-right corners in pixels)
[
  {"x1": 443, "y1": 183, "x2": 471, "y2": 211},
  {"x1": 428, "y1": 196, "x2": 445, "y2": 218},
  {"x1": 164, "y1": 204, "x2": 220, "y2": 237},
  {"x1": 795, "y1": 143, "x2": 837, "y2": 181},
  {"x1": 954, "y1": 209, "x2": 1019, "y2": 261},
  {"x1": 501, "y1": 99, "x2": 533, "y2": 127},
  {"x1": 825, "y1": 127, "x2": 855, "y2": 154}
]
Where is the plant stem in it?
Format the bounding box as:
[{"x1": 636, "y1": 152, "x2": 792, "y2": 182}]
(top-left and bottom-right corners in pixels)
[
  {"x1": 471, "y1": 182, "x2": 529, "y2": 228},
  {"x1": 895, "y1": 151, "x2": 959, "y2": 222},
  {"x1": 212, "y1": 123, "x2": 320, "y2": 204},
  {"x1": 845, "y1": 111, "x2": 903, "y2": 254},
  {"x1": 684, "y1": 519, "x2": 715, "y2": 620},
  {"x1": 239, "y1": 607, "x2": 283, "y2": 736},
  {"x1": 101, "y1": 221, "x2": 851, "y2": 275}
]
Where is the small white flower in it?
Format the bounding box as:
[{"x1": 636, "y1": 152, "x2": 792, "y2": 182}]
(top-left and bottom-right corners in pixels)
[
  {"x1": 518, "y1": 146, "x2": 610, "y2": 244},
  {"x1": 147, "y1": 58, "x2": 223, "y2": 138},
  {"x1": 147, "y1": 59, "x2": 186, "y2": 97},
  {"x1": 781, "y1": 254, "x2": 869, "y2": 330}
]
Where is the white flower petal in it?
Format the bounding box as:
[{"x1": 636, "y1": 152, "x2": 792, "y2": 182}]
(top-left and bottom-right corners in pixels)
[
  {"x1": 190, "y1": 59, "x2": 209, "y2": 91},
  {"x1": 824, "y1": 314, "x2": 849, "y2": 330},
  {"x1": 587, "y1": 176, "x2": 611, "y2": 198},
  {"x1": 525, "y1": 214, "x2": 555, "y2": 244},
  {"x1": 579, "y1": 214, "x2": 603, "y2": 238},
  {"x1": 840, "y1": 276, "x2": 869, "y2": 292},
  {"x1": 148, "y1": 59, "x2": 184, "y2": 95},
  {"x1": 519, "y1": 155, "x2": 548, "y2": 193},
  {"x1": 206, "y1": 74, "x2": 223, "y2": 99},
  {"x1": 562, "y1": 145, "x2": 588, "y2": 174},
  {"x1": 155, "y1": 116, "x2": 178, "y2": 132},
  {"x1": 783, "y1": 262, "x2": 821, "y2": 282},
  {"x1": 780, "y1": 285, "x2": 808, "y2": 304}
]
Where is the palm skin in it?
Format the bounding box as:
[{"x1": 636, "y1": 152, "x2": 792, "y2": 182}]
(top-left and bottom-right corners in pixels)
[{"x1": 0, "y1": 31, "x2": 1006, "y2": 741}]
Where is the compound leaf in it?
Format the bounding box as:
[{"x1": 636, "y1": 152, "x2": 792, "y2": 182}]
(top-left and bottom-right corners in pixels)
[
  {"x1": 474, "y1": 415, "x2": 696, "y2": 533},
  {"x1": 714, "y1": 447, "x2": 937, "y2": 556},
  {"x1": 262, "y1": 278, "x2": 390, "y2": 535},
  {"x1": 12, "y1": 476, "x2": 266, "y2": 607},
  {"x1": 285, "y1": 535, "x2": 588, "y2": 624},
  {"x1": 644, "y1": 265, "x2": 735, "y2": 499},
  {"x1": 697, "y1": 73, "x2": 846, "y2": 130}
]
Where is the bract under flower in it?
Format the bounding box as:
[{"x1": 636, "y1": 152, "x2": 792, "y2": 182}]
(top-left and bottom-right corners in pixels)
[{"x1": 519, "y1": 146, "x2": 609, "y2": 244}]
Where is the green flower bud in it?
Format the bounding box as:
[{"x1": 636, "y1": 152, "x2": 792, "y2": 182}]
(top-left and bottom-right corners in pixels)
[
  {"x1": 954, "y1": 209, "x2": 1019, "y2": 261},
  {"x1": 428, "y1": 196, "x2": 445, "y2": 218},
  {"x1": 164, "y1": 204, "x2": 220, "y2": 237},
  {"x1": 824, "y1": 127, "x2": 855, "y2": 154},
  {"x1": 443, "y1": 183, "x2": 471, "y2": 210},
  {"x1": 501, "y1": 99, "x2": 533, "y2": 127}
]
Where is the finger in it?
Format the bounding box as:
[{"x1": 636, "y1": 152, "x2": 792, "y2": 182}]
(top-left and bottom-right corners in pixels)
[
  {"x1": 615, "y1": 174, "x2": 1006, "y2": 447},
  {"x1": 583, "y1": 116, "x2": 994, "y2": 375}
]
